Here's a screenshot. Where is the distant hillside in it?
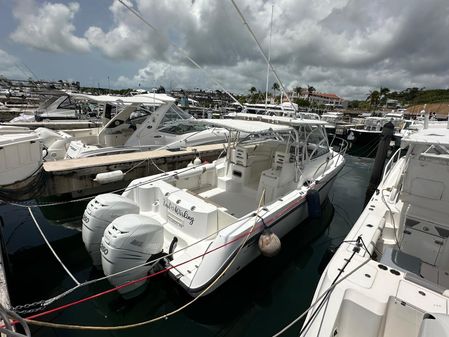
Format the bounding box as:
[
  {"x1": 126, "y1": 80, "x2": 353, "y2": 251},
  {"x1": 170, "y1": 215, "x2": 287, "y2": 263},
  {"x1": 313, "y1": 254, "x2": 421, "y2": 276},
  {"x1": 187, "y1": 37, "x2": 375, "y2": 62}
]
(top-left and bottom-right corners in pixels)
[
  {"x1": 388, "y1": 88, "x2": 449, "y2": 105},
  {"x1": 349, "y1": 88, "x2": 449, "y2": 111},
  {"x1": 406, "y1": 102, "x2": 449, "y2": 118}
]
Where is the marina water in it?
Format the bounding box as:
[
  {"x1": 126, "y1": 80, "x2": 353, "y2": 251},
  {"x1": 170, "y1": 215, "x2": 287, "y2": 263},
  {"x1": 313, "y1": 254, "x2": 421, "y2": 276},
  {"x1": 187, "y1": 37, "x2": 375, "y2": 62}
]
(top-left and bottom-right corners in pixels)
[{"x1": 1, "y1": 155, "x2": 372, "y2": 336}]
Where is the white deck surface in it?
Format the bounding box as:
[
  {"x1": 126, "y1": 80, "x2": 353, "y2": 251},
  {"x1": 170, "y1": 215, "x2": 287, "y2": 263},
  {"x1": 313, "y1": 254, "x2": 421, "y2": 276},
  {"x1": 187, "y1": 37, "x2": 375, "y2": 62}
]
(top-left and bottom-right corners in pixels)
[{"x1": 199, "y1": 187, "x2": 257, "y2": 218}]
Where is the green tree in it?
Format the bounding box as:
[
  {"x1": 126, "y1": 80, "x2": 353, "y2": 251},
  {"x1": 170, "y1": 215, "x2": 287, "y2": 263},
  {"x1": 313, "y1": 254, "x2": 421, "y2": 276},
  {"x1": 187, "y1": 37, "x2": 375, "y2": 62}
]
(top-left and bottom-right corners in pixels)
[
  {"x1": 379, "y1": 87, "x2": 390, "y2": 106},
  {"x1": 294, "y1": 98, "x2": 310, "y2": 107},
  {"x1": 272, "y1": 82, "x2": 280, "y2": 100},
  {"x1": 307, "y1": 85, "x2": 316, "y2": 101},
  {"x1": 366, "y1": 90, "x2": 380, "y2": 110},
  {"x1": 249, "y1": 86, "x2": 257, "y2": 103}
]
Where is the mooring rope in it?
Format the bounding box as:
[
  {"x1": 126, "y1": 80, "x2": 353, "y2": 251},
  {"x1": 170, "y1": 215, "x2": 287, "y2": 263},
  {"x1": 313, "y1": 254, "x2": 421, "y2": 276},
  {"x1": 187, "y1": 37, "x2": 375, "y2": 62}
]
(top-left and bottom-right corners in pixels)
[
  {"x1": 272, "y1": 240, "x2": 371, "y2": 336},
  {"x1": 14, "y1": 194, "x2": 268, "y2": 331},
  {"x1": 27, "y1": 207, "x2": 80, "y2": 286}
]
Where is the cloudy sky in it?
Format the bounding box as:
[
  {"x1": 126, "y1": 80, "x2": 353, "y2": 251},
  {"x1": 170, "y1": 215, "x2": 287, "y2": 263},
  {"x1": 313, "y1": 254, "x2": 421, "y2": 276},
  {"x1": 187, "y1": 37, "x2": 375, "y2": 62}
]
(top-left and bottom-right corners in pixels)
[{"x1": 0, "y1": 0, "x2": 448, "y2": 99}]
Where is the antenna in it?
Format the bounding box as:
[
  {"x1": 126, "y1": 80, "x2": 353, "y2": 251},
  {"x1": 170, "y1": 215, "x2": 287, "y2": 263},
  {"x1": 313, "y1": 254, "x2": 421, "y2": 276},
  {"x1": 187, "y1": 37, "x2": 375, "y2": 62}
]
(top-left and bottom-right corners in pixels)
[
  {"x1": 264, "y1": 4, "x2": 273, "y2": 111},
  {"x1": 229, "y1": 0, "x2": 298, "y2": 116},
  {"x1": 117, "y1": 0, "x2": 243, "y2": 108},
  {"x1": 21, "y1": 62, "x2": 39, "y2": 81}
]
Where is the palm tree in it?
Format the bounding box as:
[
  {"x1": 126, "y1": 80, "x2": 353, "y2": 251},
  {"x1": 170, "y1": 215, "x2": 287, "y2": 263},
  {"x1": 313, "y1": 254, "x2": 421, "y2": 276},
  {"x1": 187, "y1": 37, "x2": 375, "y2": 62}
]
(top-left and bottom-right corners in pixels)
[
  {"x1": 272, "y1": 82, "x2": 280, "y2": 100},
  {"x1": 366, "y1": 90, "x2": 380, "y2": 110},
  {"x1": 380, "y1": 87, "x2": 390, "y2": 96},
  {"x1": 249, "y1": 86, "x2": 257, "y2": 103},
  {"x1": 294, "y1": 86, "x2": 302, "y2": 98},
  {"x1": 379, "y1": 87, "x2": 390, "y2": 106},
  {"x1": 306, "y1": 85, "x2": 316, "y2": 102}
]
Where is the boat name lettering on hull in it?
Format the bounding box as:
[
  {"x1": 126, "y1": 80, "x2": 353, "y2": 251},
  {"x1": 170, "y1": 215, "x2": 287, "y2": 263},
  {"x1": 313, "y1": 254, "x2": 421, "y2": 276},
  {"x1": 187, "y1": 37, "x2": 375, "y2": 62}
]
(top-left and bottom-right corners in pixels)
[{"x1": 163, "y1": 199, "x2": 195, "y2": 225}]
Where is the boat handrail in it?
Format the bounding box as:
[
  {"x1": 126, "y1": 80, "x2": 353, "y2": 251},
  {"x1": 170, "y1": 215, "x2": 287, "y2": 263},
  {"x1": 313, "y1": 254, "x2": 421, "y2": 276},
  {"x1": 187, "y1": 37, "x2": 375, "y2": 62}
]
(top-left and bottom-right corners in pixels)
[
  {"x1": 312, "y1": 136, "x2": 347, "y2": 180},
  {"x1": 382, "y1": 147, "x2": 402, "y2": 181},
  {"x1": 329, "y1": 135, "x2": 349, "y2": 157}
]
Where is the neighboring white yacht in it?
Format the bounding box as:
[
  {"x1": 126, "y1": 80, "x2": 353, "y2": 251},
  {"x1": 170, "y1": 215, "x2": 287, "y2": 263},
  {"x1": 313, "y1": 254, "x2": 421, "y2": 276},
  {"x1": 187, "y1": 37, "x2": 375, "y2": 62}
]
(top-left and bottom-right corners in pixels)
[
  {"x1": 82, "y1": 114, "x2": 346, "y2": 297},
  {"x1": 52, "y1": 94, "x2": 229, "y2": 159},
  {"x1": 7, "y1": 94, "x2": 91, "y2": 123},
  {"x1": 302, "y1": 126, "x2": 449, "y2": 337},
  {"x1": 0, "y1": 94, "x2": 232, "y2": 186}
]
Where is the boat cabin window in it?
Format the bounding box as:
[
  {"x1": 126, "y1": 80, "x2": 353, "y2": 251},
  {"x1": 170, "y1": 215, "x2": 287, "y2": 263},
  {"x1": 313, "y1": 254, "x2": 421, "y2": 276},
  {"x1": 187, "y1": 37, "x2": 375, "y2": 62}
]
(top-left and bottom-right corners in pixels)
[
  {"x1": 128, "y1": 105, "x2": 155, "y2": 123},
  {"x1": 158, "y1": 122, "x2": 206, "y2": 135}
]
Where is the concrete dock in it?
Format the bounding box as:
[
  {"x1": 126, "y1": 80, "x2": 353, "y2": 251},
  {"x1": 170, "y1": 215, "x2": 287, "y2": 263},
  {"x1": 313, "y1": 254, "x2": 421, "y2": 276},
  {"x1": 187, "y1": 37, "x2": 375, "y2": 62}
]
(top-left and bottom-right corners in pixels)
[
  {"x1": 31, "y1": 143, "x2": 225, "y2": 200},
  {"x1": 0, "y1": 120, "x2": 102, "y2": 130}
]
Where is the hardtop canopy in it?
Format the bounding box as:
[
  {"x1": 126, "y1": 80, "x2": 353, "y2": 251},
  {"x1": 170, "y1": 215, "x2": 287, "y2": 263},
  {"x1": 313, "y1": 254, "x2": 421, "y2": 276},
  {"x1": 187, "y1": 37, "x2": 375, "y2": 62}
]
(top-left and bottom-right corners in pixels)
[
  {"x1": 70, "y1": 93, "x2": 175, "y2": 105},
  {"x1": 402, "y1": 128, "x2": 449, "y2": 147},
  {"x1": 194, "y1": 118, "x2": 293, "y2": 134}
]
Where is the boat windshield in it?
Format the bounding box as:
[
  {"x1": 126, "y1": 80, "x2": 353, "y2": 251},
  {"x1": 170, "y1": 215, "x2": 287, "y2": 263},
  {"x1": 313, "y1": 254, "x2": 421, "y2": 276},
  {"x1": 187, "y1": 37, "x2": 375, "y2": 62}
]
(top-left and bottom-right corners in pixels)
[
  {"x1": 159, "y1": 105, "x2": 192, "y2": 125},
  {"x1": 38, "y1": 95, "x2": 60, "y2": 109},
  {"x1": 158, "y1": 122, "x2": 206, "y2": 135},
  {"x1": 58, "y1": 96, "x2": 77, "y2": 110},
  {"x1": 299, "y1": 124, "x2": 329, "y2": 159}
]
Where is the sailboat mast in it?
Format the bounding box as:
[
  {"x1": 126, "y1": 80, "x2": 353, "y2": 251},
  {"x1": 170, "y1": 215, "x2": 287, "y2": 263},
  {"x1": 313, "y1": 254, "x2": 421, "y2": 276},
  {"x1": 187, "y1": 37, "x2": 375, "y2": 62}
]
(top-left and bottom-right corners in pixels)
[
  {"x1": 230, "y1": 0, "x2": 298, "y2": 115},
  {"x1": 265, "y1": 4, "x2": 274, "y2": 112}
]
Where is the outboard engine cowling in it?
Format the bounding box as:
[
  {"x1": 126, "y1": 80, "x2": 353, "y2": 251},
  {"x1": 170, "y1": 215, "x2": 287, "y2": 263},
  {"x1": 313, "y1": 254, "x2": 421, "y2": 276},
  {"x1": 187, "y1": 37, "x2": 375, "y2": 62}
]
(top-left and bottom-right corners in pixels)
[
  {"x1": 101, "y1": 214, "x2": 163, "y2": 298},
  {"x1": 82, "y1": 194, "x2": 139, "y2": 268}
]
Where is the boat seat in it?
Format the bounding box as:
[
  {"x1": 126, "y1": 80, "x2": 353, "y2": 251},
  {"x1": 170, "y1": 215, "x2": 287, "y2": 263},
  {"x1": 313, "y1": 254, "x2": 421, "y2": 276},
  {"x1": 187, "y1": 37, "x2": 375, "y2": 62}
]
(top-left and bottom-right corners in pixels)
[{"x1": 418, "y1": 314, "x2": 449, "y2": 337}]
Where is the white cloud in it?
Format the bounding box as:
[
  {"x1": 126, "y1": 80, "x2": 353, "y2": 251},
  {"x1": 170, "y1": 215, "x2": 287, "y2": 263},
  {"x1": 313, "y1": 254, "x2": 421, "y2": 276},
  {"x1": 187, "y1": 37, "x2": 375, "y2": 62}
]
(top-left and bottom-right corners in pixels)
[
  {"x1": 10, "y1": 0, "x2": 89, "y2": 53},
  {"x1": 91, "y1": 0, "x2": 449, "y2": 98},
  {"x1": 6, "y1": 0, "x2": 449, "y2": 99},
  {"x1": 0, "y1": 49, "x2": 26, "y2": 79}
]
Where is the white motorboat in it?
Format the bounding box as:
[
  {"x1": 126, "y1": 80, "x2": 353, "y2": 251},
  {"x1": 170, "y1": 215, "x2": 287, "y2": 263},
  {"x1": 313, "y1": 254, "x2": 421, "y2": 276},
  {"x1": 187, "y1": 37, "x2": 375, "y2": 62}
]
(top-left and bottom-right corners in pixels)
[
  {"x1": 0, "y1": 94, "x2": 232, "y2": 186},
  {"x1": 44, "y1": 95, "x2": 229, "y2": 159},
  {"x1": 82, "y1": 114, "x2": 346, "y2": 297},
  {"x1": 302, "y1": 126, "x2": 449, "y2": 337}
]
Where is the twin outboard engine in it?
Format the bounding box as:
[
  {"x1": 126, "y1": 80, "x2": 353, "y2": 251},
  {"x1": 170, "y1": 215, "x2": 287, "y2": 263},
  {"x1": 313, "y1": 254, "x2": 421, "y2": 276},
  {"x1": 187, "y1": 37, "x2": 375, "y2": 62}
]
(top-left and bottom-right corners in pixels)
[
  {"x1": 82, "y1": 194, "x2": 139, "y2": 267},
  {"x1": 101, "y1": 214, "x2": 163, "y2": 298}
]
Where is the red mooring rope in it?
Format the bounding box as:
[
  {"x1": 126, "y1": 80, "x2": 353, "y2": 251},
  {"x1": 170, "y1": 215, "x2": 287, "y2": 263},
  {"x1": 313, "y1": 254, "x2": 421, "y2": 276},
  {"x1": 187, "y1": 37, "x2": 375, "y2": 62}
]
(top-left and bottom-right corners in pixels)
[{"x1": 12, "y1": 223, "x2": 263, "y2": 325}]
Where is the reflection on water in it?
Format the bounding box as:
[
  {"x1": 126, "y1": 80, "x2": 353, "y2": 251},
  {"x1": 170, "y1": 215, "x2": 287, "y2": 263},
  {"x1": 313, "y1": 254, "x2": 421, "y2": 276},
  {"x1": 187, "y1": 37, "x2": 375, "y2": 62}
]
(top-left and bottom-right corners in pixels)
[{"x1": 0, "y1": 155, "x2": 373, "y2": 337}]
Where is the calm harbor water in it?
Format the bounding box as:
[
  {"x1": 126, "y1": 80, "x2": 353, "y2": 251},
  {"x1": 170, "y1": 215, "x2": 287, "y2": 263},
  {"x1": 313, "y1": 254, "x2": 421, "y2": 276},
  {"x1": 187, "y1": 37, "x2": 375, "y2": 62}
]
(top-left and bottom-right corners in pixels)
[{"x1": 0, "y1": 155, "x2": 373, "y2": 337}]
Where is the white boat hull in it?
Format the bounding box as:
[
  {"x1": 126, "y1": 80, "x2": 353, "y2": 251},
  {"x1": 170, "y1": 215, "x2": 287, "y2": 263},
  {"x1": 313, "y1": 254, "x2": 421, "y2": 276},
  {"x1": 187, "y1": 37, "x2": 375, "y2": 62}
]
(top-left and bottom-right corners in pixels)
[{"x1": 173, "y1": 163, "x2": 342, "y2": 296}]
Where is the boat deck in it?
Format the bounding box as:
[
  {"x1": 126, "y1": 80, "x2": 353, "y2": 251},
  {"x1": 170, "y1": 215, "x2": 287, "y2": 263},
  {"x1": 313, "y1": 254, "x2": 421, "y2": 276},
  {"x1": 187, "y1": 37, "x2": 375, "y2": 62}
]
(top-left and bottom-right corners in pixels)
[
  {"x1": 199, "y1": 187, "x2": 258, "y2": 218},
  {"x1": 44, "y1": 143, "x2": 225, "y2": 172}
]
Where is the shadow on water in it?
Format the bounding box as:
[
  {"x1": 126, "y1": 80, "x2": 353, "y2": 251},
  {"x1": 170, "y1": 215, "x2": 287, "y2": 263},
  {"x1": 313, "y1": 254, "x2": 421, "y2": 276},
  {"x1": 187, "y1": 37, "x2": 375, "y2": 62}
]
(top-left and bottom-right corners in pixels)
[{"x1": 8, "y1": 233, "x2": 91, "y2": 306}]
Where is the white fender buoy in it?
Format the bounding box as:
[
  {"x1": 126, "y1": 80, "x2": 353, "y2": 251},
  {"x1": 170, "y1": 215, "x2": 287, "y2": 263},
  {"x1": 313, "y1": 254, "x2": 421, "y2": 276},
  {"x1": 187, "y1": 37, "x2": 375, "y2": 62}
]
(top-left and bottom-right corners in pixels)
[
  {"x1": 193, "y1": 156, "x2": 202, "y2": 165},
  {"x1": 93, "y1": 170, "x2": 124, "y2": 184},
  {"x1": 258, "y1": 229, "x2": 281, "y2": 257}
]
